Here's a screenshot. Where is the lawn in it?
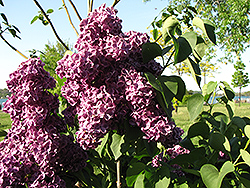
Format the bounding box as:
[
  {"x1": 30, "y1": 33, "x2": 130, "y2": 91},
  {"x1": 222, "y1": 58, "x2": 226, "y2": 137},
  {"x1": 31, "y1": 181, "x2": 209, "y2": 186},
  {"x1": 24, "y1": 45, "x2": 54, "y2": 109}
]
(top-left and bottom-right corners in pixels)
[
  {"x1": 173, "y1": 102, "x2": 250, "y2": 133},
  {"x1": 1, "y1": 102, "x2": 250, "y2": 138}
]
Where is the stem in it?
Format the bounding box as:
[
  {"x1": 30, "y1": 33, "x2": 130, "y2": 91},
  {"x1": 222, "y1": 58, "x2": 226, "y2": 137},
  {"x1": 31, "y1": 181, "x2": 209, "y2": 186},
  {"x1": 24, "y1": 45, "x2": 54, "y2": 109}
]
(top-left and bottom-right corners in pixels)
[
  {"x1": 117, "y1": 160, "x2": 121, "y2": 188},
  {"x1": 33, "y1": 0, "x2": 69, "y2": 50},
  {"x1": 112, "y1": 0, "x2": 121, "y2": 7},
  {"x1": 160, "y1": 50, "x2": 175, "y2": 75},
  {"x1": 68, "y1": 0, "x2": 82, "y2": 21},
  {"x1": 88, "y1": 0, "x2": 94, "y2": 14},
  {"x1": 0, "y1": 34, "x2": 28, "y2": 59},
  {"x1": 62, "y1": 0, "x2": 79, "y2": 36}
]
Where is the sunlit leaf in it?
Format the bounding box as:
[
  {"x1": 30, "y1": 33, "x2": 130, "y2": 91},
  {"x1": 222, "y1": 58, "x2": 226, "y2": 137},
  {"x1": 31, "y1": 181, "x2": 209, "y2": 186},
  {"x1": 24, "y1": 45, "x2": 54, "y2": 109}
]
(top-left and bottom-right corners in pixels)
[
  {"x1": 126, "y1": 162, "x2": 145, "y2": 187},
  {"x1": 46, "y1": 8, "x2": 54, "y2": 14},
  {"x1": 187, "y1": 93, "x2": 204, "y2": 121},
  {"x1": 134, "y1": 173, "x2": 145, "y2": 188},
  {"x1": 244, "y1": 125, "x2": 250, "y2": 139},
  {"x1": 193, "y1": 17, "x2": 216, "y2": 45},
  {"x1": 162, "y1": 16, "x2": 179, "y2": 43},
  {"x1": 240, "y1": 149, "x2": 250, "y2": 167},
  {"x1": 155, "y1": 177, "x2": 170, "y2": 188},
  {"x1": 200, "y1": 161, "x2": 234, "y2": 188},
  {"x1": 30, "y1": 16, "x2": 39, "y2": 24},
  {"x1": 110, "y1": 133, "x2": 125, "y2": 160}
]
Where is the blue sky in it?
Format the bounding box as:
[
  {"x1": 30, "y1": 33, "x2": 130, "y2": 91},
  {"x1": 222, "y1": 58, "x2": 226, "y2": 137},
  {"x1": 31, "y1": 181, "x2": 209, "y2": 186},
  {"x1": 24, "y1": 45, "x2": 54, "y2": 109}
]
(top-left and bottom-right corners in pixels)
[{"x1": 0, "y1": 0, "x2": 250, "y2": 92}]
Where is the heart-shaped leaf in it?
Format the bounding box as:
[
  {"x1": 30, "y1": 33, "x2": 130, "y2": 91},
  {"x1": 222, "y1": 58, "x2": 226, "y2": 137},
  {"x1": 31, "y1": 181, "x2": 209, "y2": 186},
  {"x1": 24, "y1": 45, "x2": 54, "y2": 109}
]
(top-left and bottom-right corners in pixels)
[
  {"x1": 142, "y1": 42, "x2": 162, "y2": 63},
  {"x1": 126, "y1": 162, "x2": 145, "y2": 187},
  {"x1": 209, "y1": 132, "x2": 231, "y2": 152},
  {"x1": 134, "y1": 173, "x2": 145, "y2": 188},
  {"x1": 193, "y1": 17, "x2": 216, "y2": 45},
  {"x1": 240, "y1": 149, "x2": 250, "y2": 167},
  {"x1": 187, "y1": 122, "x2": 210, "y2": 139},
  {"x1": 200, "y1": 161, "x2": 234, "y2": 188},
  {"x1": 155, "y1": 177, "x2": 170, "y2": 188},
  {"x1": 244, "y1": 125, "x2": 250, "y2": 139},
  {"x1": 110, "y1": 133, "x2": 125, "y2": 160},
  {"x1": 162, "y1": 16, "x2": 180, "y2": 42},
  {"x1": 187, "y1": 93, "x2": 204, "y2": 121}
]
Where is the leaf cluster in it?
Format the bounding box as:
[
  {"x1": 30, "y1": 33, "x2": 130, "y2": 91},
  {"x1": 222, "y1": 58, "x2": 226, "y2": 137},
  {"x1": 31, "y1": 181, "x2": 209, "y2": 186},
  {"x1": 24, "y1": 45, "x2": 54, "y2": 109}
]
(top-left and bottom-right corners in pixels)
[{"x1": 146, "y1": 4, "x2": 216, "y2": 88}]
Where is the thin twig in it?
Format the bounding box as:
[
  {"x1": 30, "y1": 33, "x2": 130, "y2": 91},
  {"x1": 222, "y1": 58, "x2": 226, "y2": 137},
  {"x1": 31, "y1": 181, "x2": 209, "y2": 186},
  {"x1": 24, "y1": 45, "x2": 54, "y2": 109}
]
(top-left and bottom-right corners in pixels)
[
  {"x1": 33, "y1": 0, "x2": 69, "y2": 50},
  {"x1": 0, "y1": 34, "x2": 28, "y2": 59},
  {"x1": 68, "y1": 0, "x2": 82, "y2": 21},
  {"x1": 62, "y1": 0, "x2": 79, "y2": 36},
  {"x1": 112, "y1": 0, "x2": 121, "y2": 7},
  {"x1": 160, "y1": 50, "x2": 175, "y2": 75},
  {"x1": 117, "y1": 160, "x2": 121, "y2": 188},
  {"x1": 88, "y1": 0, "x2": 94, "y2": 14}
]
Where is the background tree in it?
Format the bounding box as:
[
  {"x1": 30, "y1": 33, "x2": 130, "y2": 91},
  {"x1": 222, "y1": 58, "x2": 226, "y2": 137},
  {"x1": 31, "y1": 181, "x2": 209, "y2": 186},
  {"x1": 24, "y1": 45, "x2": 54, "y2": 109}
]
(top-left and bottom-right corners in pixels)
[
  {"x1": 232, "y1": 60, "x2": 250, "y2": 106},
  {"x1": 145, "y1": 0, "x2": 250, "y2": 63}
]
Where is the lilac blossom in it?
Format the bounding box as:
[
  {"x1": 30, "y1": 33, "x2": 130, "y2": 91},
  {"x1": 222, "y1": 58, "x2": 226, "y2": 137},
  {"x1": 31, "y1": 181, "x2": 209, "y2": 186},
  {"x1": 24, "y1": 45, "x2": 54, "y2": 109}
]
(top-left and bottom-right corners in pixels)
[
  {"x1": 55, "y1": 3, "x2": 183, "y2": 150},
  {"x1": 0, "y1": 58, "x2": 87, "y2": 187}
]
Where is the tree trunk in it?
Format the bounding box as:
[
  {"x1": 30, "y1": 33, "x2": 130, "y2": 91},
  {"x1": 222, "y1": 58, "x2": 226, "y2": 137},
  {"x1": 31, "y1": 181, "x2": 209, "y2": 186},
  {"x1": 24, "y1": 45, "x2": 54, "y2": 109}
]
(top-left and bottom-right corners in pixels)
[{"x1": 239, "y1": 86, "x2": 242, "y2": 107}]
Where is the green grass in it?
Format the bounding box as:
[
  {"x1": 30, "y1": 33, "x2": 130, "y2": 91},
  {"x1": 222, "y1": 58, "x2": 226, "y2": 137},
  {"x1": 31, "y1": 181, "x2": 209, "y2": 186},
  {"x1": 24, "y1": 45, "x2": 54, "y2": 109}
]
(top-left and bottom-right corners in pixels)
[
  {"x1": 1, "y1": 103, "x2": 250, "y2": 138},
  {"x1": 0, "y1": 110, "x2": 12, "y2": 130},
  {"x1": 173, "y1": 102, "x2": 250, "y2": 133}
]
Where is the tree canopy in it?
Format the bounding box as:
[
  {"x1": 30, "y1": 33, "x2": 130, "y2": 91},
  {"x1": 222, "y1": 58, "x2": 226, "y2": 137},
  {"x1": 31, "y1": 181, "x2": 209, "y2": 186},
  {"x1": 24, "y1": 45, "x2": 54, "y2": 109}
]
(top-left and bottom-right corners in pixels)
[{"x1": 145, "y1": 0, "x2": 250, "y2": 63}]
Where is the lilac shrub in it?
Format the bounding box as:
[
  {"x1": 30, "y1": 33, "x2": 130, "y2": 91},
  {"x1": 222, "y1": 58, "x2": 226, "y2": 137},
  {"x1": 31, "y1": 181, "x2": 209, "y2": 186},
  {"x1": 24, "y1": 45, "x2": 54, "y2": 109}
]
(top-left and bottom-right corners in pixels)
[
  {"x1": 56, "y1": 4, "x2": 183, "y2": 150},
  {"x1": 0, "y1": 58, "x2": 87, "y2": 187}
]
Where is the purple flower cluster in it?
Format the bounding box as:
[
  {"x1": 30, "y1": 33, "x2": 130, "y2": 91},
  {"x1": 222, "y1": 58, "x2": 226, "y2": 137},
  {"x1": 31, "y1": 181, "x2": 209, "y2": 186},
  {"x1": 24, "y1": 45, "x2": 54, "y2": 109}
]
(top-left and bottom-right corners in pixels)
[
  {"x1": 152, "y1": 145, "x2": 189, "y2": 176},
  {"x1": 56, "y1": 4, "x2": 183, "y2": 150},
  {"x1": 0, "y1": 58, "x2": 87, "y2": 187}
]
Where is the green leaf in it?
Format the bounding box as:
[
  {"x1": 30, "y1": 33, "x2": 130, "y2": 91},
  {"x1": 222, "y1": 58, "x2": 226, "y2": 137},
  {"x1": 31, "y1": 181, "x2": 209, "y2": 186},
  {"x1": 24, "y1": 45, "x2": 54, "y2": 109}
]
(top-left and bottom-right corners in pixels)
[
  {"x1": 0, "y1": 130, "x2": 7, "y2": 137},
  {"x1": 1, "y1": 13, "x2": 8, "y2": 24},
  {"x1": 134, "y1": 173, "x2": 145, "y2": 188},
  {"x1": 144, "y1": 72, "x2": 162, "y2": 92},
  {"x1": 176, "y1": 5, "x2": 184, "y2": 13},
  {"x1": 153, "y1": 28, "x2": 158, "y2": 40},
  {"x1": 56, "y1": 74, "x2": 66, "y2": 88},
  {"x1": 183, "y1": 57, "x2": 201, "y2": 88},
  {"x1": 187, "y1": 122, "x2": 210, "y2": 139},
  {"x1": 96, "y1": 132, "x2": 109, "y2": 157},
  {"x1": 162, "y1": 16, "x2": 180, "y2": 43},
  {"x1": 110, "y1": 133, "x2": 125, "y2": 160},
  {"x1": 193, "y1": 36, "x2": 208, "y2": 61},
  {"x1": 202, "y1": 81, "x2": 217, "y2": 96},
  {"x1": 193, "y1": 17, "x2": 216, "y2": 45},
  {"x1": 244, "y1": 125, "x2": 250, "y2": 139},
  {"x1": 240, "y1": 149, "x2": 250, "y2": 167},
  {"x1": 175, "y1": 36, "x2": 192, "y2": 63},
  {"x1": 8, "y1": 28, "x2": 16, "y2": 37},
  {"x1": 30, "y1": 15, "x2": 39, "y2": 24},
  {"x1": 142, "y1": 42, "x2": 162, "y2": 63},
  {"x1": 200, "y1": 161, "x2": 234, "y2": 188},
  {"x1": 187, "y1": 93, "x2": 204, "y2": 121},
  {"x1": 226, "y1": 101, "x2": 235, "y2": 119},
  {"x1": 155, "y1": 177, "x2": 170, "y2": 188},
  {"x1": 158, "y1": 75, "x2": 186, "y2": 101},
  {"x1": 209, "y1": 132, "x2": 231, "y2": 152},
  {"x1": 231, "y1": 116, "x2": 246, "y2": 131},
  {"x1": 238, "y1": 174, "x2": 250, "y2": 188},
  {"x1": 213, "y1": 112, "x2": 229, "y2": 124},
  {"x1": 126, "y1": 162, "x2": 145, "y2": 187},
  {"x1": 182, "y1": 31, "x2": 197, "y2": 50},
  {"x1": 46, "y1": 8, "x2": 54, "y2": 14}
]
